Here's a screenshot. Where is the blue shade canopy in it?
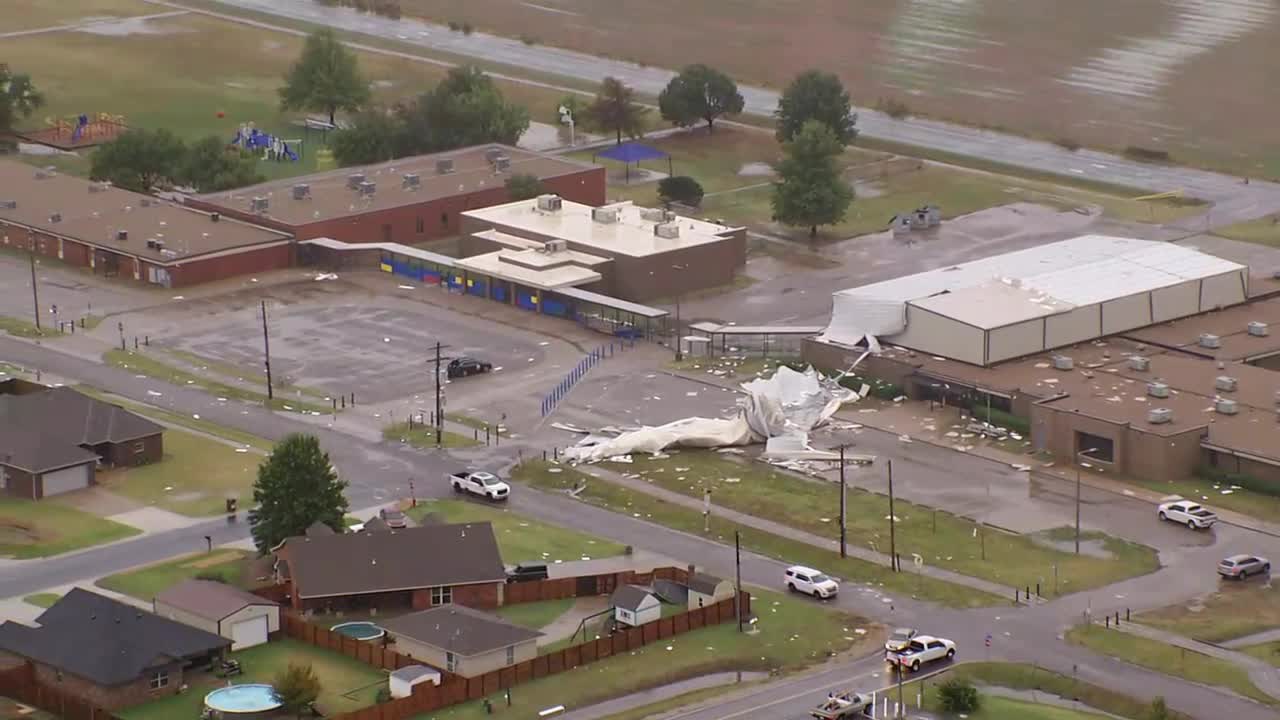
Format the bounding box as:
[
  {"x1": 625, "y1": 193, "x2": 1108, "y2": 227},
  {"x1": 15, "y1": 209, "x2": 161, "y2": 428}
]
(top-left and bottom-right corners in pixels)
[{"x1": 595, "y1": 142, "x2": 668, "y2": 163}]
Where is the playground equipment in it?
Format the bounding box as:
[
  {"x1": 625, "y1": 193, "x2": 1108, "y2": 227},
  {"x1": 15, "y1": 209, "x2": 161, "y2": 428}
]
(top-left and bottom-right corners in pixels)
[
  {"x1": 231, "y1": 123, "x2": 301, "y2": 162},
  {"x1": 42, "y1": 112, "x2": 126, "y2": 145}
]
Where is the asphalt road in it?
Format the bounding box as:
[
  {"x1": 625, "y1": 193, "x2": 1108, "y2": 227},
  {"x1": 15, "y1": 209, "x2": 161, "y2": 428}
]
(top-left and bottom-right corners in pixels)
[
  {"x1": 180, "y1": 0, "x2": 1280, "y2": 226},
  {"x1": 3, "y1": 335, "x2": 1278, "y2": 719}
]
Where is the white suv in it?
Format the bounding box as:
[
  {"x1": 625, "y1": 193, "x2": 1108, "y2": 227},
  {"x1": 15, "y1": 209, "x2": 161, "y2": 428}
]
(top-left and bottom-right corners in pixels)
[{"x1": 784, "y1": 565, "x2": 839, "y2": 598}]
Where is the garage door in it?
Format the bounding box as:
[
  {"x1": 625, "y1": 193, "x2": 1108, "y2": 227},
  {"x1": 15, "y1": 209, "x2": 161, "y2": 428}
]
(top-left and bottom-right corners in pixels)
[
  {"x1": 40, "y1": 463, "x2": 93, "y2": 497},
  {"x1": 229, "y1": 615, "x2": 269, "y2": 650}
]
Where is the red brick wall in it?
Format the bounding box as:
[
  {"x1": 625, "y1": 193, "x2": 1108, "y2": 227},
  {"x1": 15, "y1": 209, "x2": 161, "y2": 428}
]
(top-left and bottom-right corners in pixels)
[
  {"x1": 450, "y1": 582, "x2": 500, "y2": 609},
  {"x1": 102, "y1": 433, "x2": 164, "y2": 468},
  {"x1": 31, "y1": 660, "x2": 186, "y2": 711},
  {"x1": 164, "y1": 243, "x2": 293, "y2": 287},
  {"x1": 1, "y1": 466, "x2": 37, "y2": 500}
]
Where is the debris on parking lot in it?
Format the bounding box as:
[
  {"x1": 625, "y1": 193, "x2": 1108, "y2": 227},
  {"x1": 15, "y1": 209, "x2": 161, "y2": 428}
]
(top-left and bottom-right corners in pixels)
[
  {"x1": 396, "y1": 284, "x2": 414, "y2": 290},
  {"x1": 898, "y1": 434, "x2": 911, "y2": 443},
  {"x1": 314, "y1": 272, "x2": 339, "y2": 281}
]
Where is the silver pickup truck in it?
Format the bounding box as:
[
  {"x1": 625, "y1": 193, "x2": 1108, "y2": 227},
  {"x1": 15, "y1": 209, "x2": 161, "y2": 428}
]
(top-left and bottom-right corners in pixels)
[{"x1": 811, "y1": 691, "x2": 873, "y2": 719}]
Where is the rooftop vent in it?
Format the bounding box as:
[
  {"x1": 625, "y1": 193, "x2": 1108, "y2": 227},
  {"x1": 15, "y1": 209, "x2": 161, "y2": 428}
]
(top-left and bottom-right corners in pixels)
[
  {"x1": 146, "y1": 239, "x2": 159, "y2": 249},
  {"x1": 0, "y1": 200, "x2": 16, "y2": 209},
  {"x1": 250, "y1": 196, "x2": 269, "y2": 214},
  {"x1": 436, "y1": 159, "x2": 454, "y2": 175},
  {"x1": 592, "y1": 207, "x2": 619, "y2": 224},
  {"x1": 1147, "y1": 382, "x2": 1170, "y2": 398},
  {"x1": 1129, "y1": 356, "x2": 1150, "y2": 372},
  {"x1": 116, "y1": 230, "x2": 129, "y2": 242},
  {"x1": 358, "y1": 181, "x2": 377, "y2": 197},
  {"x1": 1199, "y1": 333, "x2": 1222, "y2": 349},
  {"x1": 1051, "y1": 355, "x2": 1074, "y2": 371},
  {"x1": 654, "y1": 222, "x2": 681, "y2": 240},
  {"x1": 347, "y1": 173, "x2": 366, "y2": 190},
  {"x1": 402, "y1": 173, "x2": 420, "y2": 190},
  {"x1": 292, "y1": 184, "x2": 311, "y2": 200},
  {"x1": 1249, "y1": 321, "x2": 1270, "y2": 337},
  {"x1": 1215, "y1": 398, "x2": 1239, "y2": 415},
  {"x1": 210, "y1": 212, "x2": 220, "y2": 223},
  {"x1": 536, "y1": 195, "x2": 562, "y2": 212},
  {"x1": 639, "y1": 207, "x2": 667, "y2": 222},
  {"x1": 493, "y1": 156, "x2": 511, "y2": 172},
  {"x1": 543, "y1": 239, "x2": 568, "y2": 253},
  {"x1": 1148, "y1": 407, "x2": 1173, "y2": 425},
  {"x1": 1215, "y1": 376, "x2": 1238, "y2": 392},
  {"x1": 49, "y1": 212, "x2": 62, "y2": 224}
]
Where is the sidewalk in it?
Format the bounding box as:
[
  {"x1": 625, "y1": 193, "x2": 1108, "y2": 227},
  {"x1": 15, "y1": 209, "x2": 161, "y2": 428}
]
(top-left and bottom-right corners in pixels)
[
  {"x1": 1225, "y1": 628, "x2": 1280, "y2": 650},
  {"x1": 1112, "y1": 621, "x2": 1280, "y2": 701}
]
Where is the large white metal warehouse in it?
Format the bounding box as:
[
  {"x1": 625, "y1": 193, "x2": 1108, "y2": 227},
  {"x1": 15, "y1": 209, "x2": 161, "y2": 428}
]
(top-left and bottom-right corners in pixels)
[{"x1": 819, "y1": 236, "x2": 1248, "y2": 366}]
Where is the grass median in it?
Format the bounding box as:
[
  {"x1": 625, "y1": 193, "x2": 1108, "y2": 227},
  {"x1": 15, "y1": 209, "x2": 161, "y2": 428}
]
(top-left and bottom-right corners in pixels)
[
  {"x1": 0, "y1": 497, "x2": 139, "y2": 559},
  {"x1": 22, "y1": 593, "x2": 62, "y2": 609},
  {"x1": 383, "y1": 421, "x2": 480, "y2": 449},
  {"x1": 407, "y1": 498, "x2": 625, "y2": 564},
  {"x1": 1139, "y1": 579, "x2": 1280, "y2": 643},
  {"x1": 513, "y1": 460, "x2": 1002, "y2": 608},
  {"x1": 104, "y1": 349, "x2": 332, "y2": 414},
  {"x1": 602, "y1": 452, "x2": 1158, "y2": 597}
]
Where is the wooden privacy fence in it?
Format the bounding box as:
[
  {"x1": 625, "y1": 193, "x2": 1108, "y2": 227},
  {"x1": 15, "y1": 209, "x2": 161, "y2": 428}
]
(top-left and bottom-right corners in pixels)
[
  {"x1": 504, "y1": 565, "x2": 688, "y2": 605},
  {"x1": 325, "y1": 592, "x2": 751, "y2": 720},
  {"x1": 281, "y1": 614, "x2": 419, "y2": 672},
  {"x1": 0, "y1": 662, "x2": 122, "y2": 720}
]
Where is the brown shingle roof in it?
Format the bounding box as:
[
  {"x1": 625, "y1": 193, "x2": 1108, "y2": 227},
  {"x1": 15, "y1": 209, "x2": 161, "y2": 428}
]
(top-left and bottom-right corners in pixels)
[
  {"x1": 686, "y1": 572, "x2": 727, "y2": 596},
  {"x1": 154, "y1": 579, "x2": 276, "y2": 620},
  {"x1": 282, "y1": 522, "x2": 504, "y2": 598},
  {"x1": 382, "y1": 605, "x2": 541, "y2": 657},
  {"x1": 0, "y1": 387, "x2": 164, "y2": 472}
]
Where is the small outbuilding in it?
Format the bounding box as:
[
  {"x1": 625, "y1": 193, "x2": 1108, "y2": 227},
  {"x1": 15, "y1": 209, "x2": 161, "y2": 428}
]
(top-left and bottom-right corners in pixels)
[
  {"x1": 153, "y1": 579, "x2": 280, "y2": 650},
  {"x1": 389, "y1": 665, "x2": 441, "y2": 698},
  {"x1": 383, "y1": 605, "x2": 541, "y2": 678},
  {"x1": 611, "y1": 585, "x2": 660, "y2": 628},
  {"x1": 686, "y1": 572, "x2": 735, "y2": 610}
]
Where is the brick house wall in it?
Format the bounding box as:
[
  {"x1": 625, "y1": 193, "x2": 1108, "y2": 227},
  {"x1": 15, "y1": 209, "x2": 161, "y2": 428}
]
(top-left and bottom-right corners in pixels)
[
  {"x1": 0, "y1": 465, "x2": 37, "y2": 500},
  {"x1": 29, "y1": 659, "x2": 187, "y2": 710},
  {"x1": 101, "y1": 433, "x2": 164, "y2": 468}
]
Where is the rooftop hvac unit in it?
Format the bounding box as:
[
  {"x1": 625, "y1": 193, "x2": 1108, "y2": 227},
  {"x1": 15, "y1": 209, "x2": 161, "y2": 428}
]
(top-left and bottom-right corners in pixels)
[
  {"x1": 1147, "y1": 382, "x2": 1170, "y2": 398},
  {"x1": 160, "y1": 248, "x2": 178, "y2": 258},
  {"x1": 358, "y1": 181, "x2": 377, "y2": 196},
  {"x1": 536, "y1": 194, "x2": 562, "y2": 212},
  {"x1": 1199, "y1": 333, "x2": 1222, "y2": 349},
  {"x1": 250, "y1": 196, "x2": 269, "y2": 213},
  {"x1": 1215, "y1": 398, "x2": 1239, "y2": 415},
  {"x1": 436, "y1": 159, "x2": 455, "y2": 175},
  {"x1": 485, "y1": 148, "x2": 504, "y2": 163},
  {"x1": 210, "y1": 212, "x2": 220, "y2": 223},
  {"x1": 639, "y1": 207, "x2": 667, "y2": 222},
  {"x1": 49, "y1": 213, "x2": 62, "y2": 224},
  {"x1": 493, "y1": 156, "x2": 511, "y2": 172},
  {"x1": 592, "y1": 207, "x2": 619, "y2": 224},
  {"x1": 402, "y1": 173, "x2": 420, "y2": 190},
  {"x1": 347, "y1": 173, "x2": 366, "y2": 189},
  {"x1": 0, "y1": 200, "x2": 16, "y2": 210},
  {"x1": 1128, "y1": 356, "x2": 1150, "y2": 371},
  {"x1": 654, "y1": 222, "x2": 681, "y2": 239},
  {"x1": 1215, "y1": 376, "x2": 1238, "y2": 392},
  {"x1": 145, "y1": 239, "x2": 158, "y2": 249},
  {"x1": 1051, "y1": 355, "x2": 1074, "y2": 371},
  {"x1": 1148, "y1": 408, "x2": 1173, "y2": 425},
  {"x1": 543, "y1": 239, "x2": 568, "y2": 253},
  {"x1": 1249, "y1": 321, "x2": 1270, "y2": 337},
  {"x1": 116, "y1": 230, "x2": 129, "y2": 242},
  {"x1": 292, "y1": 184, "x2": 311, "y2": 200}
]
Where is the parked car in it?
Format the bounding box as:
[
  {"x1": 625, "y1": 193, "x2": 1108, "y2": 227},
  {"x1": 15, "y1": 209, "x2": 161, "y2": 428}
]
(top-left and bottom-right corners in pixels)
[
  {"x1": 886, "y1": 635, "x2": 956, "y2": 672},
  {"x1": 1218, "y1": 554, "x2": 1270, "y2": 580},
  {"x1": 507, "y1": 562, "x2": 549, "y2": 583},
  {"x1": 811, "y1": 690, "x2": 874, "y2": 719},
  {"x1": 448, "y1": 471, "x2": 511, "y2": 500},
  {"x1": 884, "y1": 627, "x2": 918, "y2": 653},
  {"x1": 379, "y1": 508, "x2": 407, "y2": 529},
  {"x1": 1157, "y1": 499, "x2": 1218, "y2": 529},
  {"x1": 447, "y1": 357, "x2": 492, "y2": 379},
  {"x1": 784, "y1": 565, "x2": 839, "y2": 598}
]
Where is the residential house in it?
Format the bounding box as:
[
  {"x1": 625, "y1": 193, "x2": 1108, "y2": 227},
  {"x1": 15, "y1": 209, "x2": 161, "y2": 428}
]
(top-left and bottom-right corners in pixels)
[
  {"x1": 274, "y1": 522, "x2": 506, "y2": 613},
  {"x1": 686, "y1": 572, "x2": 735, "y2": 610},
  {"x1": 382, "y1": 605, "x2": 541, "y2": 677},
  {"x1": 0, "y1": 386, "x2": 164, "y2": 499},
  {"x1": 153, "y1": 579, "x2": 280, "y2": 650},
  {"x1": 610, "y1": 585, "x2": 660, "y2": 627},
  {"x1": 0, "y1": 588, "x2": 229, "y2": 710}
]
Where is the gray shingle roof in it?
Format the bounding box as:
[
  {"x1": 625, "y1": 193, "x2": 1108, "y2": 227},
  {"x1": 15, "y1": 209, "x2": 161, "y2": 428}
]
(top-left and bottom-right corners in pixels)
[
  {"x1": 154, "y1": 579, "x2": 277, "y2": 621},
  {"x1": 281, "y1": 522, "x2": 505, "y2": 598},
  {"x1": 0, "y1": 588, "x2": 229, "y2": 686},
  {"x1": 610, "y1": 585, "x2": 656, "y2": 612},
  {"x1": 383, "y1": 605, "x2": 541, "y2": 657},
  {"x1": 687, "y1": 572, "x2": 727, "y2": 596},
  {"x1": 0, "y1": 387, "x2": 163, "y2": 472}
]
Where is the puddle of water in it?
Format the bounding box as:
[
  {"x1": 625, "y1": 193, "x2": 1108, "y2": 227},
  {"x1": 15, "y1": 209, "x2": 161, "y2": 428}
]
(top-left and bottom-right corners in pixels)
[{"x1": 76, "y1": 16, "x2": 189, "y2": 36}]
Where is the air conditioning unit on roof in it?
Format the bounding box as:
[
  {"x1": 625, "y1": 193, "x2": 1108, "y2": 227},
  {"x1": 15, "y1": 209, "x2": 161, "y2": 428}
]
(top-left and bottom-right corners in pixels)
[
  {"x1": 1215, "y1": 376, "x2": 1238, "y2": 392},
  {"x1": 1051, "y1": 355, "x2": 1074, "y2": 371},
  {"x1": 1248, "y1": 321, "x2": 1269, "y2": 337},
  {"x1": 1199, "y1": 333, "x2": 1222, "y2": 349},
  {"x1": 654, "y1": 222, "x2": 680, "y2": 239},
  {"x1": 1148, "y1": 408, "x2": 1173, "y2": 424},
  {"x1": 592, "y1": 207, "x2": 619, "y2": 224},
  {"x1": 536, "y1": 195, "x2": 562, "y2": 212},
  {"x1": 1129, "y1": 356, "x2": 1150, "y2": 371},
  {"x1": 1147, "y1": 382, "x2": 1169, "y2": 398},
  {"x1": 1215, "y1": 398, "x2": 1239, "y2": 415}
]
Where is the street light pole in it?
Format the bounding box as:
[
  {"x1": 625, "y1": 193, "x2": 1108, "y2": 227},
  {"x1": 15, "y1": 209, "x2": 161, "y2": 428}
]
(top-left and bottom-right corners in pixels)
[
  {"x1": 672, "y1": 264, "x2": 687, "y2": 361},
  {"x1": 434, "y1": 341, "x2": 443, "y2": 447},
  {"x1": 839, "y1": 445, "x2": 847, "y2": 558},
  {"x1": 888, "y1": 459, "x2": 897, "y2": 572},
  {"x1": 28, "y1": 247, "x2": 41, "y2": 332},
  {"x1": 1076, "y1": 447, "x2": 1099, "y2": 554}
]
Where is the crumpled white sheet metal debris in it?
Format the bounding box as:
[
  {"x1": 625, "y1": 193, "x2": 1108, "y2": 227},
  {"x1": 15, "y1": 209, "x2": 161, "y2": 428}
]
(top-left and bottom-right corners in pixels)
[{"x1": 564, "y1": 366, "x2": 856, "y2": 463}]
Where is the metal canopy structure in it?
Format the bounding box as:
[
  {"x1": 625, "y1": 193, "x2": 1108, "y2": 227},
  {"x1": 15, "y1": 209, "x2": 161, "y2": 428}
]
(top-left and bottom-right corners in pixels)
[
  {"x1": 592, "y1": 142, "x2": 673, "y2": 182},
  {"x1": 688, "y1": 322, "x2": 824, "y2": 358}
]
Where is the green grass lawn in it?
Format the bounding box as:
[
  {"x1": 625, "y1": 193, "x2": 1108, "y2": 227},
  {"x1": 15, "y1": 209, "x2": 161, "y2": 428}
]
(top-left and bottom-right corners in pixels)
[
  {"x1": 104, "y1": 349, "x2": 330, "y2": 414},
  {"x1": 1066, "y1": 626, "x2": 1276, "y2": 705},
  {"x1": 0, "y1": 0, "x2": 155, "y2": 33},
  {"x1": 96, "y1": 428, "x2": 259, "y2": 516},
  {"x1": 1215, "y1": 216, "x2": 1280, "y2": 248},
  {"x1": 447, "y1": 412, "x2": 509, "y2": 437},
  {"x1": 1241, "y1": 642, "x2": 1280, "y2": 668},
  {"x1": 932, "y1": 695, "x2": 1109, "y2": 720},
  {"x1": 1139, "y1": 580, "x2": 1280, "y2": 643},
  {"x1": 116, "y1": 638, "x2": 385, "y2": 720},
  {"x1": 22, "y1": 593, "x2": 62, "y2": 609},
  {"x1": 604, "y1": 452, "x2": 1158, "y2": 597},
  {"x1": 513, "y1": 461, "x2": 1001, "y2": 608},
  {"x1": 74, "y1": 386, "x2": 275, "y2": 452},
  {"x1": 383, "y1": 421, "x2": 480, "y2": 449},
  {"x1": 494, "y1": 598, "x2": 575, "y2": 629},
  {"x1": 669, "y1": 356, "x2": 798, "y2": 380},
  {"x1": 422, "y1": 589, "x2": 872, "y2": 720},
  {"x1": 97, "y1": 550, "x2": 252, "y2": 601},
  {"x1": 407, "y1": 498, "x2": 625, "y2": 565},
  {"x1": 0, "y1": 497, "x2": 139, "y2": 559},
  {"x1": 0, "y1": 315, "x2": 57, "y2": 339}
]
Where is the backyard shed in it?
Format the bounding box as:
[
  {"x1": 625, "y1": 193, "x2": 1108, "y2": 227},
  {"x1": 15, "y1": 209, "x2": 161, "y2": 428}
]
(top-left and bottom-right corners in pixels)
[
  {"x1": 383, "y1": 605, "x2": 541, "y2": 678},
  {"x1": 153, "y1": 579, "x2": 280, "y2": 650},
  {"x1": 389, "y1": 665, "x2": 441, "y2": 698},
  {"x1": 611, "y1": 585, "x2": 660, "y2": 627},
  {"x1": 685, "y1": 572, "x2": 735, "y2": 610}
]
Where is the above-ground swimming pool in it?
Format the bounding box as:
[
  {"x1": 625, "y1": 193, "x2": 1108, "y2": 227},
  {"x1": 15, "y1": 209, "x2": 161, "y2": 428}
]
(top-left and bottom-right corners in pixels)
[
  {"x1": 204, "y1": 684, "x2": 282, "y2": 716},
  {"x1": 331, "y1": 621, "x2": 386, "y2": 641}
]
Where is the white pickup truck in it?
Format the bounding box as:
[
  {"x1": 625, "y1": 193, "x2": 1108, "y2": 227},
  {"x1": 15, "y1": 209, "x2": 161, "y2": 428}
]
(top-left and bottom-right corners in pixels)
[
  {"x1": 886, "y1": 635, "x2": 955, "y2": 673},
  {"x1": 1157, "y1": 499, "x2": 1217, "y2": 529},
  {"x1": 449, "y1": 471, "x2": 510, "y2": 501}
]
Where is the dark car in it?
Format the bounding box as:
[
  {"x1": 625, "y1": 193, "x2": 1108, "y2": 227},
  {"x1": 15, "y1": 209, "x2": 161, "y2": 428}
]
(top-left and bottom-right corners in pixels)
[
  {"x1": 447, "y1": 357, "x2": 493, "y2": 379},
  {"x1": 379, "y1": 508, "x2": 407, "y2": 529},
  {"x1": 506, "y1": 562, "x2": 549, "y2": 583}
]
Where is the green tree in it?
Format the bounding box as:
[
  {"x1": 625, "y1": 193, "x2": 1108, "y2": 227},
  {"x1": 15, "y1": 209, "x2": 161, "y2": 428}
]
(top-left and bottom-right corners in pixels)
[
  {"x1": 1147, "y1": 697, "x2": 1171, "y2": 720},
  {"x1": 775, "y1": 70, "x2": 857, "y2": 145},
  {"x1": 279, "y1": 28, "x2": 370, "y2": 126},
  {"x1": 249, "y1": 433, "x2": 348, "y2": 553},
  {"x1": 331, "y1": 109, "x2": 401, "y2": 166},
  {"x1": 505, "y1": 173, "x2": 545, "y2": 201},
  {"x1": 0, "y1": 65, "x2": 45, "y2": 149},
  {"x1": 585, "y1": 76, "x2": 648, "y2": 144},
  {"x1": 273, "y1": 662, "x2": 322, "y2": 719},
  {"x1": 658, "y1": 64, "x2": 743, "y2": 133},
  {"x1": 937, "y1": 678, "x2": 980, "y2": 713},
  {"x1": 770, "y1": 120, "x2": 853, "y2": 239},
  {"x1": 399, "y1": 66, "x2": 529, "y2": 154},
  {"x1": 179, "y1": 136, "x2": 263, "y2": 192},
  {"x1": 89, "y1": 128, "x2": 186, "y2": 192},
  {"x1": 658, "y1": 176, "x2": 703, "y2": 207}
]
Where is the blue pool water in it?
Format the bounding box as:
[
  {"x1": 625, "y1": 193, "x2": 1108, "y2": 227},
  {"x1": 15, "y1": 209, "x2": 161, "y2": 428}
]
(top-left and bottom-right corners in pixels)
[
  {"x1": 331, "y1": 621, "x2": 386, "y2": 640},
  {"x1": 204, "y1": 684, "x2": 282, "y2": 713}
]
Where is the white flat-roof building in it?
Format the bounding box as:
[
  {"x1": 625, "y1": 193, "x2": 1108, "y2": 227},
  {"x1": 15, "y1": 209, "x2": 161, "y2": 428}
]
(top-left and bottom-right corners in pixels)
[{"x1": 818, "y1": 236, "x2": 1248, "y2": 366}]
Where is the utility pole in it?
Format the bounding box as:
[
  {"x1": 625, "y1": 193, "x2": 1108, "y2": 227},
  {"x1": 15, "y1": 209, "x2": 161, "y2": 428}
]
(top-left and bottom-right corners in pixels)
[
  {"x1": 672, "y1": 264, "x2": 686, "y2": 361},
  {"x1": 888, "y1": 459, "x2": 897, "y2": 572},
  {"x1": 839, "y1": 445, "x2": 847, "y2": 558},
  {"x1": 896, "y1": 657, "x2": 905, "y2": 718},
  {"x1": 28, "y1": 248, "x2": 41, "y2": 332},
  {"x1": 260, "y1": 301, "x2": 273, "y2": 401},
  {"x1": 735, "y1": 530, "x2": 743, "y2": 633},
  {"x1": 434, "y1": 341, "x2": 443, "y2": 446},
  {"x1": 1076, "y1": 448, "x2": 1097, "y2": 554}
]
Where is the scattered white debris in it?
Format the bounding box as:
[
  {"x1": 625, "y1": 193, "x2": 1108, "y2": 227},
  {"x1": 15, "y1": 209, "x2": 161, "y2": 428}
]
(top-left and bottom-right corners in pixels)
[
  {"x1": 723, "y1": 477, "x2": 741, "y2": 483},
  {"x1": 235, "y1": 448, "x2": 249, "y2": 453},
  {"x1": 171, "y1": 295, "x2": 185, "y2": 300},
  {"x1": 898, "y1": 435, "x2": 912, "y2": 443},
  {"x1": 539, "y1": 341, "x2": 550, "y2": 346},
  {"x1": 396, "y1": 284, "x2": 415, "y2": 290},
  {"x1": 892, "y1": 395, "x2": 906, "y2": 403},
  {"x1": 314, "y1": 272, "x2": 339, "y2": 281},
  {"x1": 146, "y1": 390, "x2": 162, "y2": 397},
  {"x1": 192, "y1": 414, "x2": 200, "y2": 420},
  {"x1": 686, "y1": 392, "x2": 698, "y2": 397},
  {"x1": 607, "y1": 455, "x2": 633, "y2": 464}
]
